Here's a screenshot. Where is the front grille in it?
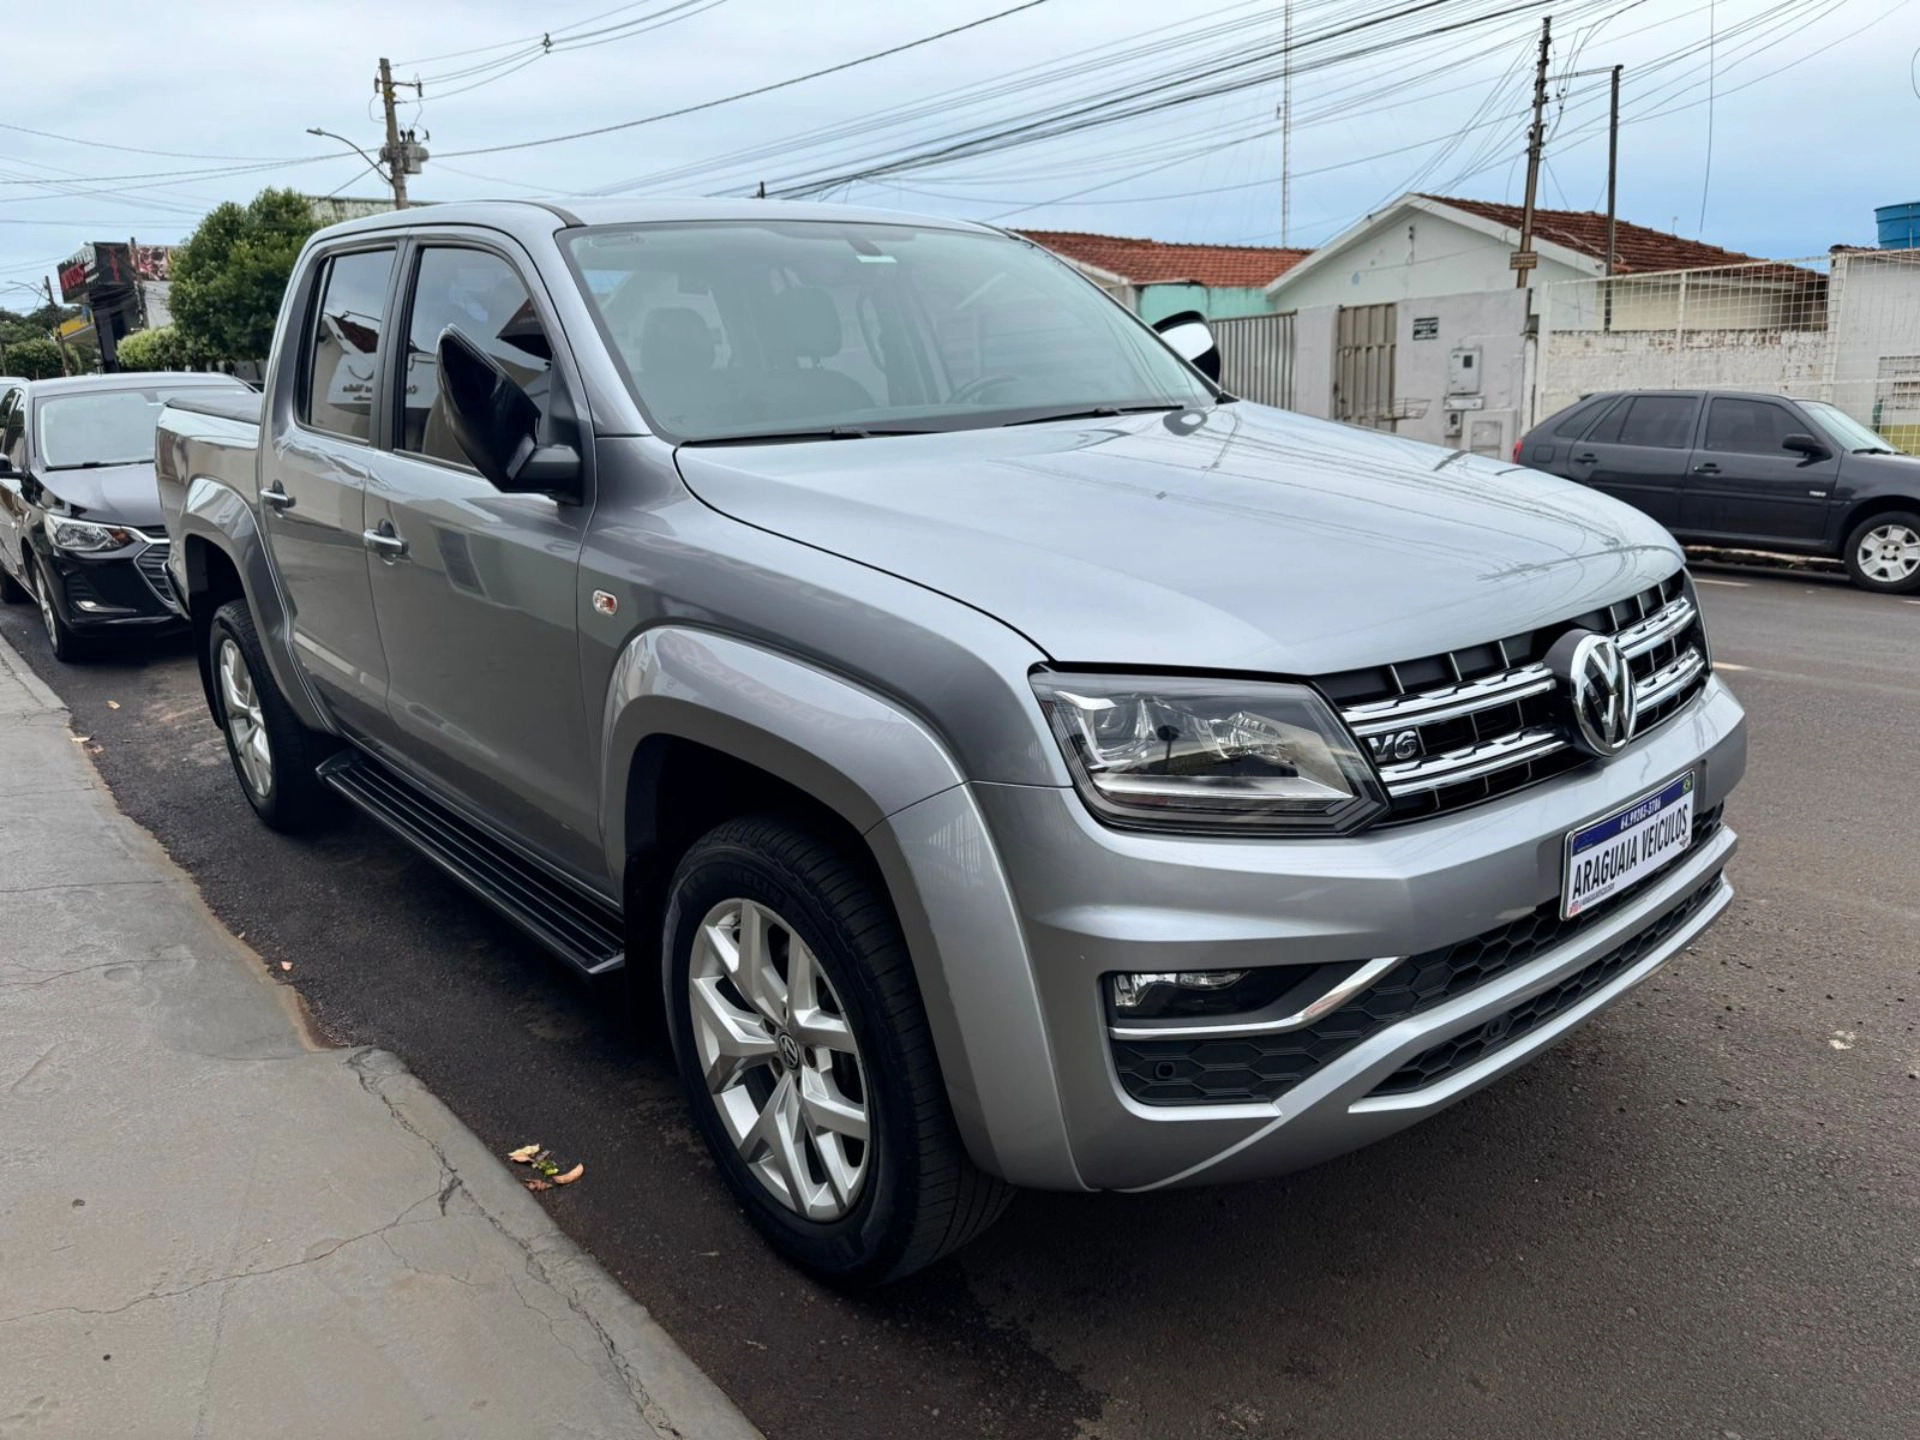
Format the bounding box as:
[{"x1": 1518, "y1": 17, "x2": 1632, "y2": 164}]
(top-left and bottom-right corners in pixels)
[
  {"x1": 1324, "y1": 572, "x2": 1711, "y2": 824},
  {"x1": 1111, "y1": 807, "x2": 1723, "y2": 1107},
  {"x1": 1369, "y1": 867, "x2": 1727, "y2": 1095}
]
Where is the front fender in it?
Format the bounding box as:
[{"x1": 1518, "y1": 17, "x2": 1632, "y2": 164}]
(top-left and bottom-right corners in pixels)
[
  {"x1": 177, "y1": 476, "x2": 331, "y2": 735},
  {"x1": 599, "y1": 626, "x2": 1085, "y2": 1190}
]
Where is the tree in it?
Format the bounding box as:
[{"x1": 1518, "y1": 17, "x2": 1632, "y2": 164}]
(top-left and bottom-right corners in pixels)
[
  {"x1": 171, "y1": 188, "x2": 318, "y2": 365},
  {"x1": 116, "y1": 325, "x2": 199, "y2": 372},
  {"x1": 3, "y1": 337, "x2": 67, "y2": 380}
]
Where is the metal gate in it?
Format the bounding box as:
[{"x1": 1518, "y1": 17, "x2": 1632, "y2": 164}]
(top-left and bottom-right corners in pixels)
[
  {"x1": 1335, "y1": 302, "x2": 1397, "y2": 430},
  {"x1": 1213, "y1": 311, "x2": 1294, "y2": 408}
]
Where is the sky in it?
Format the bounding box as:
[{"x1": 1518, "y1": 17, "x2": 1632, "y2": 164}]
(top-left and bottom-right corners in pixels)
[{"x1": 5, "y1": 0, "x2": 1918, "y2": 304}]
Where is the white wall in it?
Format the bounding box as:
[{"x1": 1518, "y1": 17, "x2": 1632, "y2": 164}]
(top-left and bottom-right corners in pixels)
[
  {"x1": 1392, "y1": 289, "x2": 1531, "y2": 453},
  {"x1": 1270, "y1": 209, "x2": 1588, "y2": 312},
  {"x1": 1537, "y1": 330, "x2": 1831, "y2": 424}
]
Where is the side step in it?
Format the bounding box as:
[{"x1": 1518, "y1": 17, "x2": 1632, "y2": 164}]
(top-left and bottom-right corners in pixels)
[{"x1": 318, "y1": 750, "x2": 625, "y2": 977}]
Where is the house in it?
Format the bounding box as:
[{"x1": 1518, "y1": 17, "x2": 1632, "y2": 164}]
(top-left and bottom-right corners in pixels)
[{"x1": 1018, "y1": 230, "x2": 1309, "y2": 323}]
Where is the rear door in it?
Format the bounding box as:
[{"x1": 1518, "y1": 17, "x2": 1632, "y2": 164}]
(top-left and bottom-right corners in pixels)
[
  {"x1": 265, "y1": 245, "x2": 398, "y2": 739},
  {"x1": 1680, "y1": 395, "x2": 1837, "y2": 546},
  {"x1": 1564, "y1": 393, "x2": 1699, "y2": 526},
  {"x1": 361, "y1": 236, "x2": 602, "y2": 882}
]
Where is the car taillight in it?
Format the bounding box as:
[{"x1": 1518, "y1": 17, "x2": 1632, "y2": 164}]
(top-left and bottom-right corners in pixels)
[{"x1": 1512, "y1": 438, "x2": 1524, "y2": 463}]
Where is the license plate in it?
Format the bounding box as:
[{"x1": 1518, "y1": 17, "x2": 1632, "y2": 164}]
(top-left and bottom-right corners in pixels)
[{"x1": 1563, "y1": 772, "x2": 1695, "y2": 920}]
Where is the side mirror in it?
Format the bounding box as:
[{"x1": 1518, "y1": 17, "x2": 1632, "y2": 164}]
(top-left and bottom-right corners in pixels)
[
  {"x1": 1152, "y1": 309, "x2": 1222, "y2": 382},
  {"x1": 436, "y1": 326, "x2": 581, "y2": 501},
  {"x1": 1782, "y1": 432, "x2": 1829, "y2": 460}
]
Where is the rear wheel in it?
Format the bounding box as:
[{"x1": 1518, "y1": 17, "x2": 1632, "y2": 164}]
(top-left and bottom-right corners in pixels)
[
  {"x1": 1843, "y1": 511, "x2": 1920, "y2": 594},
  {"x1": 663, "y1": 815, "x2": 1011, "y2": 1286},
  {"x1": 207, "y1": 599, "x2": 337, "y2": 832}
]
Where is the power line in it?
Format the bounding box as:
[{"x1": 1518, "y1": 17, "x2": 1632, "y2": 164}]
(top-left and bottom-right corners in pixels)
[
  {"x1": 437, "y1": 0, "x2": 1056, "y2": 159},
  {"x1": 1698, "y1": 0, "x2": 1716, "y2": 233},
  {"x1": 0, "y1": 120, "x2": 302, "y2": 164}
]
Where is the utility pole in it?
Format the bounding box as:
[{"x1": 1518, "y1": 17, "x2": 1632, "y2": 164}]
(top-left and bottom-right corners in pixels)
[
  {"x1": 1604, "y1": 62, "x2": 1622, "y2": 331},
  {"x1": 43, "y1": 277, "x2": 72, "y2": 376},
  {"x1": 1513, "y1": 15, "x2": 1552, "y2": 289},
  {"x1": 1280, "y1": 0, "x2": 1294, "y2": 250},
  {"x1": 375, "y1": 58, "x2": 426, "y2": 209}
]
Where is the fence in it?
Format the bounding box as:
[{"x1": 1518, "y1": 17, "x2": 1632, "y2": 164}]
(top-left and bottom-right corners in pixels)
[
  {"x1": 1214, "y1": 310, "x2": 1294, "y2": 409},
  {"x1": 1537, "y1": 249, "x2": 1920, "y2": 445}
]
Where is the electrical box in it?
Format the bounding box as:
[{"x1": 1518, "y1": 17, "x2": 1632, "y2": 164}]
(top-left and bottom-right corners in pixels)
[
  {"x1": 1444, "y1": 410, "x2": 1463, "y2": 439},
  {"x1": 1448, "y1": 345, "x2": 1482, "y2": 396},
  {"x1": 1468, "y1": 414, "x2": 1511, "y2": 458}
]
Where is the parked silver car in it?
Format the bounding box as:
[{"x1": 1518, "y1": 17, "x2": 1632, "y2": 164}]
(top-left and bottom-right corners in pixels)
[{"x1": 158, "y1": 200, "x2": 1747, "y2": 1283}]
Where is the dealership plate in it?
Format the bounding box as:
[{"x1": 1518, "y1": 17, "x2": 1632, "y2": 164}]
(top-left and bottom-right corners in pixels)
[{"x1": 1563, "y1": 772, "x2": 1695, "y2": 920}]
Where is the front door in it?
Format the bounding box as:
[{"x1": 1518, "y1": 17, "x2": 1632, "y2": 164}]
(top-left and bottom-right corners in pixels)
[
  {"x1": 1564, "y1": 392, "x2": 1698, "y2": 526},
  {"x1": 1680, "y1": 395, "x2": 1837, "y2": 546},
  {"x1": 264, "y1": 245, "x2": 397, "y2": 739},
  {"x1": 362, "y1": 240, "x2": 602, "y2": 881}
]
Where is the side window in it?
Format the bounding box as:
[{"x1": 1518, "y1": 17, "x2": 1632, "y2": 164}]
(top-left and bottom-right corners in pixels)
[
  {"x1": 0, "y1": 392, "x2": 19, "y2": 467},
  {"x1": 1704, "y1": 398, "x2": 1800, "y2": 455},
  {"x1": 1615, "y1": 395, "x2": 1698, "y2": 449},
  {"x1": 301, "y1": 249, "x2": 395, "y2": 442},
  {"x1": 1552, "y1": 395, "x2": 1616, "y2": 437},
  {"x1": 400, "y1": 247, "x2": 552, "y2": 465}
]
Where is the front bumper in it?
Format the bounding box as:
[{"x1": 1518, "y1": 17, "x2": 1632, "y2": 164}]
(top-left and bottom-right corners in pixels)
[
  {"x1": 34, "y1": 532, "x2": 185, "y2": 633},
  {"x1": 960, "y1": 675, "x2": 1746, "y2": 1192}
]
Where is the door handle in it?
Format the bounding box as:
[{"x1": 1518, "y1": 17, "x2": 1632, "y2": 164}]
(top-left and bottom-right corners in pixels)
[
  {"x1": 1573, "y1": 452, "x2": 1597, "y2": 464},
  {"x1": 362, "y1": 523, "x2": 408, "y2": 561},
  {"x1": 261, "y1": 483, "x2": 295, "y2": 510},
  {"x1": 1692, "y1": 462, "x2": 1720, "y2": 475}
]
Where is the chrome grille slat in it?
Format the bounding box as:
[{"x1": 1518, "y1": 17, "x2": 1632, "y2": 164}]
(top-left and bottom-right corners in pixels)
[{"x1": 1331, "y1": 575, "x2": 1711, "y2": 823}]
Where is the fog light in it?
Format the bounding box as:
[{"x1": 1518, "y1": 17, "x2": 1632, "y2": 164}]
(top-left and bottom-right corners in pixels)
[{"x1": 1112, "y1": 970, "x2": 1246, "y2": 1012}]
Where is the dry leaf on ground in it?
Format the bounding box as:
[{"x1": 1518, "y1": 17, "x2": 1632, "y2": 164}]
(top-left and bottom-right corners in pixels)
[
  {"x1": 506, "y1": 1143, "x2": 542, "y2": 1163},
  {"x1": 525, "y1": 1178, "x2": 552, "y2": 1192},
  {"x1": 554, "y1": 1163, "x2": 584, "y2": 1186}
]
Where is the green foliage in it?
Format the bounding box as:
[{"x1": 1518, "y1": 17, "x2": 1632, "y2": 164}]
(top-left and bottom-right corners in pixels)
[
  {"x1": 116, "y1": 325, "x2": 198, "y2": 372},
  {"x1": 0, "y1": 302, "x2": 79, "y2": 348},
  {"x1": 4, "y1": 337, "x2": 66, "y2": 380},
  {"x1": 171, "y1": 188, "x2": 318, "y2": 364}
]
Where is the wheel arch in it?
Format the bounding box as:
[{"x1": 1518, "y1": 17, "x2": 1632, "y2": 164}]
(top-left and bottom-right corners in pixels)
[
  {"x1": 602, "y1": 626, "x2": 1083, "y2": 1190},
  {"x1": 1838, "y1": 494, "x2": 1920, "y2": 549}
]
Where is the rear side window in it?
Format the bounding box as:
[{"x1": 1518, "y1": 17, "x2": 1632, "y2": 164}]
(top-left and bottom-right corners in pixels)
[
  {"x1": 301, "y1": 248, "x2": 396, "y2": 442},
  {"x1": 1704, "y1": 397, "x2": 1801, "y2": 455},
  {"x1": 398, "y1": 247, "x2": 553, "y2": 466},
  {"x1": 1592, "y1": 395, "x2": 1697, "y2": 449},
  {"x1": 1549, "y1": 395, "x2": 1615, "y2": 437}
]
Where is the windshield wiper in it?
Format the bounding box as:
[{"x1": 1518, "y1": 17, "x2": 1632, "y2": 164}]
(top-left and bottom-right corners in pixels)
[
  {"x1": 1001, "y1": 403, "x2": 1188, "y2": 428},
  {"x1": 46, "y1": 460, "x2": 143, "y2": 470},
  {"x1": 1852, "y1": 446, "x2": 1899, "y2": 455},
  {"x1": 682, "y1": 426, "x2": 936, "y2": 446}
]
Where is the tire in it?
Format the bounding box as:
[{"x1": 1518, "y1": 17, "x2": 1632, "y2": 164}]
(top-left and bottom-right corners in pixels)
[
  {"x1": 29, "y1": 555, "x2": 90, "y2": 662},
  {"x1": 663, "y1": 815, "x2": 1012, "y2": 1286},
  {"x1": 1843, "y1": 510, "x2": 1920, "y2": 594},
  {"x1": 206, "y1": 599, "x2": 337, "y2": 832}
]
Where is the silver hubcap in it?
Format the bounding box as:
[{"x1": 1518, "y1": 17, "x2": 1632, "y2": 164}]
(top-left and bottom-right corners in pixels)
[
  {"x1": 217, "y1": 638, "x2": 274, "y2": 799},
  {"x1": 35, "y1": 572, "x2": 57, "y2": 644},
  {"x1": 689, "y1": 898, "x2": 869, "y2": 1221},
  {"x1": 1859, "y1": 523, "x2": 1920, "y2": 583}
]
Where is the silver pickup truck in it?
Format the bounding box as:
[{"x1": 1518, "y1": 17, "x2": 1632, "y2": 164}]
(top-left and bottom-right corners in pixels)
[{"x1": 158, "y1": 199, "x2": 1747, "y2": 1284}]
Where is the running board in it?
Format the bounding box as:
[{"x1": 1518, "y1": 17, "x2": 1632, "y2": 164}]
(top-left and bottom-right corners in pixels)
[{"x1": 318, "y1": 751, "x2": 625, "y2": 977}]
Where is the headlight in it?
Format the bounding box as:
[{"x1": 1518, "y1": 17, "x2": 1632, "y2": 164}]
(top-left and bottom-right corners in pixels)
[
  {"x1": 1032, "y1": 672, "x2": 1387, "y2": 835},
  {"x1": 45, "y1": 515, "x2": 137, "y2": 553}
]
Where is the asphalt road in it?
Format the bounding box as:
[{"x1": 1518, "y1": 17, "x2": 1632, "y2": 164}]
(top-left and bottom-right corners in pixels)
[{"x1": 4, "y1": 564, "x2": 1916, "y2": 1440}]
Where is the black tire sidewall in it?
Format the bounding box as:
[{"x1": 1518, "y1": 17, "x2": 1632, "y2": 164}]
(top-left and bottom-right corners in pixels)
[
  {"x1": 663, "y1": 832, "x2": 921, "y2": 1283},
  {"x1": 1844, "y1": 511, "x2": 1920, "y2": 594},
  {"x1": 30, "y1": 556, "x2": 81, "y2": 661}
]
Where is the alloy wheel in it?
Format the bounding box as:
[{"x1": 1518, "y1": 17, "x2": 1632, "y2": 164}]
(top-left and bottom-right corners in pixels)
[
  {"x1": 217, "y1": 637, "x2": 275, "y2": 799},
  {"x1": 34, "y1": 569, "x2": 58, "y2": 647},
  {"x1": 688, "y1": 897, "x2": 870, "y2": 1220},
  {"x1": 1858, "y1": 523, "x2": 1920, "y2": 584}
]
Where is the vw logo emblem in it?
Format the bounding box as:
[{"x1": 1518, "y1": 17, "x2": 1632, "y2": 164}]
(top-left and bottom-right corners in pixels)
[
  {"x1": 775, "y1": 1031, "x2": 803, "y2": 1071},
  {"x1": 1549, "y1": 630, "x2": 1639, "y2": 757}
]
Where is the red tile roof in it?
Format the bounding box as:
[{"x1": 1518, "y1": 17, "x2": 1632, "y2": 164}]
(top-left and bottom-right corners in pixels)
[
  {"x1": 1419, "y1": 195, "x2": 1774, "y2": 275},
  {"x1": 1017, "y1": 229, "x2": 1311, "y2": 288}
]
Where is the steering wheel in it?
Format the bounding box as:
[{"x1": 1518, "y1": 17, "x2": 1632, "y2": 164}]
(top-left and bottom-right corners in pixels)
[{"x1": 950, "y1": 373, "x2": 1026, "y2": 404}]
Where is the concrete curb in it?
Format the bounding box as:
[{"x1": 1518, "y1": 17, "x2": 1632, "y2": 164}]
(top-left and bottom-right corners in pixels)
[
  {"x1": 347, "y1": 1049, "x2": 763, "y2": 1440},
  {"x1": 0, "y1": 632, "x2": 762, "y2": 1440}
]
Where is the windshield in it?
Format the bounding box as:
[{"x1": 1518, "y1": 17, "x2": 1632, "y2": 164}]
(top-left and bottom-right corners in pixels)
[
  {"x1": 38, "y1": 386, "x2": 236, "y2": 469},
  {"x1": 565, "y1": 221, "x2": 1214, "y2": 442},
  {"x1": 1802, "y1": 400, "x2": 1902, "y2": 455}
]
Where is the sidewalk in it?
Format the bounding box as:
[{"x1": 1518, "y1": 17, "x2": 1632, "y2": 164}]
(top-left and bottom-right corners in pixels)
[{"x1": 0, "y1": 638, "x2": 760, "y2": 1440}]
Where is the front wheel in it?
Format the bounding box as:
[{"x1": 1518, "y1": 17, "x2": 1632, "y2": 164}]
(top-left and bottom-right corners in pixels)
[
  {"x1": 207, "y1": 599, "x2": 337, "y2": 832},
  {"x1": 30, "y1": 555, "x2": 89, "y2": 662},
  {"x1": 1843, "y1": 511, "x2": 1920, "y2": 594},
  {"x1": 663, "y1": 815, "x2": 1011, "y2": 1286}
]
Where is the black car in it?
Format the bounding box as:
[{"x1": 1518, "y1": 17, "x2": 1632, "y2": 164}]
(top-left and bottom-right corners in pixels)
[
  {"x1": 1516, "y1": 389, "x2": 1920, "y2": 593},
  {"x1": 0, "y1": 373, "x2": 249, "y2": 659}
]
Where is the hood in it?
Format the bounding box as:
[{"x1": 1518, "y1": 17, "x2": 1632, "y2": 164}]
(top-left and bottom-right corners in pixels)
[
  {"x1": 674, "y1": 404, "x2": 1685, "y2": 677},
  {"x1": 39, "y1": 462, "x2": 164, "y2": 529}
]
